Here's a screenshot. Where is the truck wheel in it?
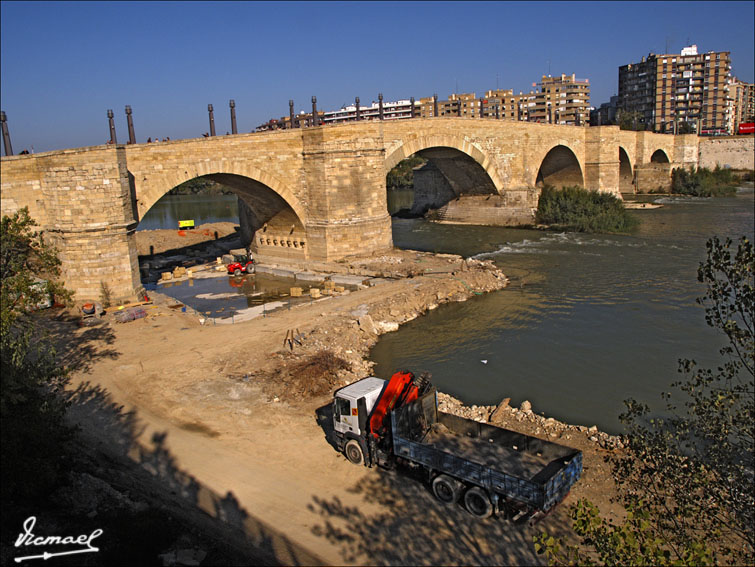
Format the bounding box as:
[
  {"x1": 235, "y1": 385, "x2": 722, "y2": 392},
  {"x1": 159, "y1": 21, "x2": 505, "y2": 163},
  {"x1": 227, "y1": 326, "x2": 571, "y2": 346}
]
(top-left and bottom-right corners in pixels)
[
  {"x1": 432, "y1": 474, "x2": 462, "y2": 504},
  {"x1": 233, "y1": 268, "x2": 242, "y2": 276},
  {"x1": 344, "y1": 440, "x2": 364, "y2": 465},
  {"x1": 464, "y1": 487, "x2": 493, "y2": 519}
]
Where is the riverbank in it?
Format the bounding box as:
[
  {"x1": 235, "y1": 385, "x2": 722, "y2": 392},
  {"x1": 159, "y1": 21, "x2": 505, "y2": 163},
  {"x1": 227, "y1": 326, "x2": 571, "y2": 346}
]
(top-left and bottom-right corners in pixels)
[{"x1": 41, "y1": 231, "x2": 627, "y2": 565}]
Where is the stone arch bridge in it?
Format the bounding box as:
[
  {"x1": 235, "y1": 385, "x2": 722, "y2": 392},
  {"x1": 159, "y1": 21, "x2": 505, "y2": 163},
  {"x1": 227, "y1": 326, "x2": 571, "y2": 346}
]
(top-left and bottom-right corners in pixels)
[{"x1": 1, "y1": 118, "x2": 698, "y2": 301}]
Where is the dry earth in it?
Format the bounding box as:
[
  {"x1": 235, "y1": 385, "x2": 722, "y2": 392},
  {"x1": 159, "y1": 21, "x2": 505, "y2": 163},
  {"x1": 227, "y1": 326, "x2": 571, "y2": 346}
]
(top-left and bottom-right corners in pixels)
[{"x1": 42, "y1": 225, "x2": 626, "y2": 566}]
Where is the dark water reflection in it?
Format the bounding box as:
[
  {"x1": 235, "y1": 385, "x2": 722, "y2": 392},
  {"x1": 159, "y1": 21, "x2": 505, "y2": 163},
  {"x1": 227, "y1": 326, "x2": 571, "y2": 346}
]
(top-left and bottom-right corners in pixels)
[{"x1": 370, "y1": 189, "x2": 755, "y2": 434}]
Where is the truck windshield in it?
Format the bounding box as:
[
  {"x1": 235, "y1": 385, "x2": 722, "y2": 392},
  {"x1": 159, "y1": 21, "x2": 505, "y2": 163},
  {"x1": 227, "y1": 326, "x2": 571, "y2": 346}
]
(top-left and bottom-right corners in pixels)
[{"x1": 334, "y1": 398, "x2": 350, "y2": 419}]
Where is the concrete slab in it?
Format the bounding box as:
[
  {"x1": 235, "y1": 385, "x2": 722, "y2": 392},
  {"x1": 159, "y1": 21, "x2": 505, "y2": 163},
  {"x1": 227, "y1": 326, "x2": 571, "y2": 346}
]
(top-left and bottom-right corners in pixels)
[
  {"x1": 295, "y1": 271, "x2": 326, "y2": 283},
  {"x1": 256, "y1": 266, "x2": 296, "y2": 279},
  {"x1": 331, "y1": 274, "x2": 368, "y2": 286},
  {"x1": 366, "y1": 278, "x2": 390, "y2": 286}
]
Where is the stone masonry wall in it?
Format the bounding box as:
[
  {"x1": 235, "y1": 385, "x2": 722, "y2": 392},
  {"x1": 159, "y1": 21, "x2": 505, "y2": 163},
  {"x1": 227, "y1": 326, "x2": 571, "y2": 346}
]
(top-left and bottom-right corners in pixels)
[
  {"x1": 1, "y1": 145, "x2": 143, "y2": 302},
  {"x1": 699, "y1": 136, "x2": 755, "y2": 170}
]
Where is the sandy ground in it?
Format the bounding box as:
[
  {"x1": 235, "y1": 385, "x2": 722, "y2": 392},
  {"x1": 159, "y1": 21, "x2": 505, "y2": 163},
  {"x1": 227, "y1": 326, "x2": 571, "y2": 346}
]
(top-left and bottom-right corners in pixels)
[{"x1": 49, "y1": 226, "x2": 623, "y2": 566}]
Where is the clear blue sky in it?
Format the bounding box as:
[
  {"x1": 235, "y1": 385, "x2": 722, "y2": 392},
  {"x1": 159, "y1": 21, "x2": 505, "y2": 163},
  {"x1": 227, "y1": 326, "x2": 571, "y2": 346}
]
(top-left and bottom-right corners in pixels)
[{"x1": 2, "y1": 1, "x2": 753, "y2": 153}]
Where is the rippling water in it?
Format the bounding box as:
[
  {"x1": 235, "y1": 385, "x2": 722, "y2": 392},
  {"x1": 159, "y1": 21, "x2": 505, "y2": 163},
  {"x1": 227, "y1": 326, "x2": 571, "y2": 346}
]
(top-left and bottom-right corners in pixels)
[{"x1": 370, "y1": 189, "x2": 755, "y2": 434}]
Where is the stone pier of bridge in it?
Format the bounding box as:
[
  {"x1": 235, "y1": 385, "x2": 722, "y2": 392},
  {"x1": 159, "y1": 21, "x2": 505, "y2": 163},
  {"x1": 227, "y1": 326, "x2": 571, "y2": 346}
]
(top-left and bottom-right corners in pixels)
[{"x1": 1, "y1": 119, "x2": 697, "y2": 302}]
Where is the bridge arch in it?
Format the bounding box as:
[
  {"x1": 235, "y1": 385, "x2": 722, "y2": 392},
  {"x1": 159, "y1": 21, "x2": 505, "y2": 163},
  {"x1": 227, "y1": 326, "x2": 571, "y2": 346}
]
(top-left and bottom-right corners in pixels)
[
  {"x1": 619, "y1": 147, "x2": 633, "y2": 193},
  {"x1": 534, "y1": 144, "x2": 584, "y2": 188},
  {"x1": 132, "y1": 159, "x2": 307, "y2": 227},
  {"x1": 385, "y1": 135, "x2": 505, "y2": 194},
  {"x1": 650, "y1": 149, "x2": 670, "y2": 163}
]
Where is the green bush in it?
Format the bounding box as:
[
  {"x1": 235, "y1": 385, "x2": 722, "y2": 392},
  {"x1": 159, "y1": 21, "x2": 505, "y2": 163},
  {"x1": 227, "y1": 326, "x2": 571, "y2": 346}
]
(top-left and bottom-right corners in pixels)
[
  {"x1": 535, "y1": 185, "x2": 639, "y2": 233},
  {"x1": 1, "y1": 208, "x2": 74, "y2": 509},
  {"x1": 386, "y1": 156, "x2": 427, "y2": 189},
  {"x1": 670, "y1": 166, "x2": 738, "y2": 197}
]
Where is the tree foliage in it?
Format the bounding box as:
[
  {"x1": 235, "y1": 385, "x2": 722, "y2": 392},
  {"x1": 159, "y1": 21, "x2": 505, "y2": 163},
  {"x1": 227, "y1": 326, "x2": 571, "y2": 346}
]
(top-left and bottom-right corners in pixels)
[
  {"x1": 167, "y1": 177, "x2": 234, "y2": 196},
  {"x1": 386, "y1": 156, "x2": 427, "y2": 189},
  {"x1": 1, "y1": 207, "x2": 74, "y2": 507},
  {"x1": 617, "y1": 109, "x2": 646, "y2": 131},
  {"x1": 535, "y1": 236, "x2": 754, "y2": 565},
  {"x1": 536, "y1": 185, "x2": 639, "y2": 233},
  {"x1": 671, "y1": 166, "x2": 738, "y2": 197}
]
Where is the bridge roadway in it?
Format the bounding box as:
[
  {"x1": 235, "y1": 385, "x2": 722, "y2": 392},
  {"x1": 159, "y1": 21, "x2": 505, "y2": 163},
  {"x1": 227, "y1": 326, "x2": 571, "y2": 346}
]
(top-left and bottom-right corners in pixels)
[{"x1": 1, "y1": 118, "x2": 698, "y2": 301}]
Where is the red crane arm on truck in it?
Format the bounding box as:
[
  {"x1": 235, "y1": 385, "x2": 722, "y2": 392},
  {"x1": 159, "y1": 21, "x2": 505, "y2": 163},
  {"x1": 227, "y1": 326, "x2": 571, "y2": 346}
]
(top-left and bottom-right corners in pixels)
[{"x1": 368, "y1": 370, "x2": 427, "y2": 440}]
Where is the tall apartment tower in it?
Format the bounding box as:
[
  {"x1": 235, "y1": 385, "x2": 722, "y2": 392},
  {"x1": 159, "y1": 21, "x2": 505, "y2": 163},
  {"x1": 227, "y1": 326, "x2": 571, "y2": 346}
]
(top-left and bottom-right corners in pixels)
[
  {"x1": 528, "y1": 74, "x2": 591, "y2": 125},
  {"x1": 619, "y1": 45, "x2": 733, "y2": 134},
  {"x1": 732, "y1": 79, "x2": 755, "y2": 133}
]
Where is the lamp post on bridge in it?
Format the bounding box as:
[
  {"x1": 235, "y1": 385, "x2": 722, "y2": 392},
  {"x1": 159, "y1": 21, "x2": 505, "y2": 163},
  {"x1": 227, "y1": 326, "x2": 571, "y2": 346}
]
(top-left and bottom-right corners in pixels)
[
  {"x1": 229, "y1": 100, "x2": 237, "y2": 134},
  {"x1": 355, "y1": 97, "x2": 360, "y2": 121},
  {"x1": 208, "y1": 104, "x2": 216, "y2": 136},
  {"x1": 311, "y1": 96, "x2": 318, "y2": 127},
  {"x1": 433, "y1": 94, "x2": 438, "y2": 117},
  {"x1": 289, "y1": 99, "x2": 295, "y2": 128},
  {"x1": 1, "y1": 111, "x2": 13, "y2": 156},
  {"x1": 107, "y1": 109, "x2": 117, "y2": 144},
  {"x1": 410, "y1": 97, "x2": 415, "y2": 119},
  {"x1": 125, "y1": 105, "x2": 136, "y2": 144},
  {"x1": 378, "y1": 93, "x2": 384, "y2": 120}
]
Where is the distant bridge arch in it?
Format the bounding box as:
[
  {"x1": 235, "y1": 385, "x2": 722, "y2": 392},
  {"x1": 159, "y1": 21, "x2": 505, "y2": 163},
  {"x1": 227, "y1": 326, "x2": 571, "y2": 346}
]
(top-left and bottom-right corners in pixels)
[
  {"x1": 384, "y1": 134, "x2": 505, "y2": 195},
  {"x1": 534, "y1": 144, "x2": 585, "y2": 189}
]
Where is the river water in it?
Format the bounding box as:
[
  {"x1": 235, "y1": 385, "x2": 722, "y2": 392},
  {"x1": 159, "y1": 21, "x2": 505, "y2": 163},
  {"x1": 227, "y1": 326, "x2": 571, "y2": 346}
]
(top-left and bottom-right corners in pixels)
[
  {"x1": 141, "y1": 189, "x2": 754, "y2": 433},
  {"x1": 372, "y1": 188, "x2": 754, "y2": 433}
]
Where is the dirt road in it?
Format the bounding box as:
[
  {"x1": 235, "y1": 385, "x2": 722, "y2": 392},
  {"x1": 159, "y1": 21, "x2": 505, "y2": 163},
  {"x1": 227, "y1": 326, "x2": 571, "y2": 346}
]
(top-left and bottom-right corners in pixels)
[{"x1": 56, "y1": 244, "x2": 618, "y2": 565}]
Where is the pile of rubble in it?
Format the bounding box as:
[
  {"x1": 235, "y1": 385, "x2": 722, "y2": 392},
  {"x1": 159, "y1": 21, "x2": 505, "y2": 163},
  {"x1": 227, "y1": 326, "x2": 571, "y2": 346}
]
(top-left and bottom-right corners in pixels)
[{"x1": 437, "y1": 392, "x2": 625, "y2": 451}]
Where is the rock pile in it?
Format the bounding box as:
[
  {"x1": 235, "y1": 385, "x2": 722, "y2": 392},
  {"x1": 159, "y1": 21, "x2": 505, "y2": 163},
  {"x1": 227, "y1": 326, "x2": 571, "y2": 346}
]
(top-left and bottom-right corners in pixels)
[{"x1": 437, "y1": 392, "x2": 625, "y2": 451}]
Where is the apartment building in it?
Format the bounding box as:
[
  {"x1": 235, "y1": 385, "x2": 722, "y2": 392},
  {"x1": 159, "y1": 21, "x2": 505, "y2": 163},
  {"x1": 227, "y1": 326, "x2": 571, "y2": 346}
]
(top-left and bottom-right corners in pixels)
[
  {"x1": 732, "y1": 79, "x2": 755, "y2": 133},
  {"x1": 256, "y1": 72, "x2": 591, "y2": 130},
  {"x1": 480, "y1": 89, "x2": 531, "y2": 121},
  {"x1": 619, "y1": 45, "x2": 734, "y2": 134},
  {"x1": 321, "y1": 97, "x2": 418, "y2": 124},
  {"x1": 528, "y1": 74, "x2": 591, "y2": 125}
]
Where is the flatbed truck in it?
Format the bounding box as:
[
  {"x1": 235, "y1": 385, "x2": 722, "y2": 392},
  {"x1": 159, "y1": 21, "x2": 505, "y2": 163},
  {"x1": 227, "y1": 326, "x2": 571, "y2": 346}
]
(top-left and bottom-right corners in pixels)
[{"x1": 330, "y1": 371, "x2": 582, "y2": 521}]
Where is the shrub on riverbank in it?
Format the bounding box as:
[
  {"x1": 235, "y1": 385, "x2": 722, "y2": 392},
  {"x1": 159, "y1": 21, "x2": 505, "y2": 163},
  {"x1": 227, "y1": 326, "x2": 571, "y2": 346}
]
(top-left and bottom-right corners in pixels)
[
  {"x1": 386, "y1": 156, "x2": 426, "y2": 189},
  {"x1": 671, "y1": 166, "x2": 738, "y2": 197},
  {"x1": 535, "y1": 185, "x2": 639, "y2": 233}
]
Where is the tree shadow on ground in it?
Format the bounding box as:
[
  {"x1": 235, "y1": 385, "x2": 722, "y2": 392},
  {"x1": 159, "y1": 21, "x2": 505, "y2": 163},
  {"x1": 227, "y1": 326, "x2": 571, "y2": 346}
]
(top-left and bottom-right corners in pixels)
[
  {"x1": 42, "y1": 311, "x2": 119, "y2": 374},
  {"x1": 30, "y1": 380, "x2": 325, "y2": 566},
  {"x1": 311, "y1": 403, "x2": 574, "y2": 566}
]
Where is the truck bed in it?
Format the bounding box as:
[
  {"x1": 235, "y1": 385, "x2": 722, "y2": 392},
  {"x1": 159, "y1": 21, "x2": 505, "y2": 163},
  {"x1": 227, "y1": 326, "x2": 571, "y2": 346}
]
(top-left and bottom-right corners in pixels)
[
  {"x1": 422, "y1": 422, "x2": 553, "y2": 481},
  {"x1": 391, "y1": 392, "x2": 582, "y2": 512}
]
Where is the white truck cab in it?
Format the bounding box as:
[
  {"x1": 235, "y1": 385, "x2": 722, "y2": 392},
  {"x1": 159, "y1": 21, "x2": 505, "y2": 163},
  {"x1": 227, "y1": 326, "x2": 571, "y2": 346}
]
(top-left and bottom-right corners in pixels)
[{"x1": 332, "y1": 377, "x2": 386, "y2": 437}]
